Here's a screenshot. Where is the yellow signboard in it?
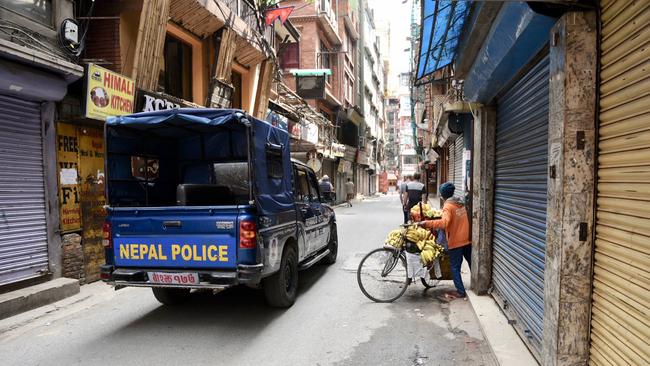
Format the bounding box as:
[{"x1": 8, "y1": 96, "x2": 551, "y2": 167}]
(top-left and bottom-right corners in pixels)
[
  {"x1": 84, "y1": 63, "x2": 135, "y2": 121},
  {"x1": 57, "y1": 123, "x2": 82, "y2": 232}
]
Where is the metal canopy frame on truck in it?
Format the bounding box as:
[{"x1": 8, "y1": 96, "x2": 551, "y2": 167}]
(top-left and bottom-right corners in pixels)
[{"x1": 105, "y1": 108, "x2": 294, "y2": 215}]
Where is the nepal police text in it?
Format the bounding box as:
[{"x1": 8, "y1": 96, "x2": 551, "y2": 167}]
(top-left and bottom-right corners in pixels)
[{"x1": 119, "y1": 244, "x2": 229, "y2": 262}]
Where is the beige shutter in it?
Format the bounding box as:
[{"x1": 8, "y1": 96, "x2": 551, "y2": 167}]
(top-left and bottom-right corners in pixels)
[{"x1": 590, "y1": 0, "x2": 650, "y2": 364}]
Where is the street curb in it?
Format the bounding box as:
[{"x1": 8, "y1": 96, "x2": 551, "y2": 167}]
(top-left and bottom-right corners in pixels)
[
  {"x1": 0, "y1": 278, "x2": 80, "y2": 320},
  {"x1": 465, "y1": 289, "x2": 538, "y2": 366}
]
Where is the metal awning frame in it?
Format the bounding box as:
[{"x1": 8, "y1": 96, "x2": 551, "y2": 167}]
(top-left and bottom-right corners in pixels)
[{"x1": 415, "y1": 0, "x2": 472, "y2": 84}]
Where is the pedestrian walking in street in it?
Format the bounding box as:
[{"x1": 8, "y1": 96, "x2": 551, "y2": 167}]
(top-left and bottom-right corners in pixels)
[
  {"x1": 319, "y1": 175, "x2": 335, "y2": 202},
  {"x1": 345, "y1": 178, "x2": 355, "y2": 207},
  {"x1": 399, "y1": 175, "x2": 411, "y2": 224},
  {"x1": 403, "y1": 173, "x2": 426, "y2": 222},
  {"x1": 419, "y1": 182, "x2": 471, "y2": 300}
]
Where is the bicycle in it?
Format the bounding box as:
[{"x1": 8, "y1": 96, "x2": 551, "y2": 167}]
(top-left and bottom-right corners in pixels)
[{"x1": 356, "y1": 224, "x2": 443, "y2": 303}]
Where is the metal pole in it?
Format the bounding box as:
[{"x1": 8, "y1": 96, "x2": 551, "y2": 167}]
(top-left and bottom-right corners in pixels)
[{"x1": 409, "y1": 0, "x2": 419, "y2": 176}]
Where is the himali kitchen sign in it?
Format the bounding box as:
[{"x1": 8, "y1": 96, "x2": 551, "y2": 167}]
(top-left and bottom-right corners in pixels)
[{"x1": 85, "y1": 63, "x2": 135, "y2": 121}]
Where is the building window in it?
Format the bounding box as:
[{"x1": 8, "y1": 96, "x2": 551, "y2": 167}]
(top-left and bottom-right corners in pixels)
[
  {"x1": 344, "y1": 74, "x2": 354, "y2": 104},
  {"x1": 1, "y1": 0, "x2": 52, "y2": 25},
  {"x1": 159, "y1": 35, "x2": 193, "y2": 101},
  {"x1": 320, "y1": 41, "x2": 331, "y2": 70},
  {"x1": 346, "y1": 34, "x2": 355, "y2": 61},
  {"x1": 231, "y1": 71, "x2": 243, "y2": 109},
  {"x1": 320, "y1": 41, "x2": 332, "y2": 84},
  {"x1": 280, "y1": 42, "x2": 300, "y2": 69}
]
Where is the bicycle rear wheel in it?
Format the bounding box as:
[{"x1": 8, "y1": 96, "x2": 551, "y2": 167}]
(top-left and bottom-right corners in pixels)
[{"x1": 357, "y1": 248, "x2": 410, "y2": 303}]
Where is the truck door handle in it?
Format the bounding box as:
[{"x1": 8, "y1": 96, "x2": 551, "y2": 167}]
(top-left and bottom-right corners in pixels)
[
  {"x1": 300, "y1": 208, "x2": 308, "y2": 215},
  {"x1": 163, "y1": 220, "x2": 182, "y2": 228}
]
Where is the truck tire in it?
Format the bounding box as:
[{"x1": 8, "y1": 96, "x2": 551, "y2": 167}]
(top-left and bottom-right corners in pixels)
[
  {"x1": 321, "y1": 224, "x2": 338, "y2": 265},
  {"x1": 263, "y1": 244, "x2": 298, "y2": 308},
  {"x1": 152, "y1": 287, "x2": 191, "y2": 305}
]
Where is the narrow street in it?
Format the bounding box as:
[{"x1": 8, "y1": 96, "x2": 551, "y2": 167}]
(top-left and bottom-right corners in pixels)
[{"x1": 0, "y1": 196, "x2": 494, "y2": 366}]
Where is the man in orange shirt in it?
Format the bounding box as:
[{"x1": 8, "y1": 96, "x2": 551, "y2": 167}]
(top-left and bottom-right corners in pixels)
[{"x1": 420, "y1": 182, "x2": 471, "y2": 299}]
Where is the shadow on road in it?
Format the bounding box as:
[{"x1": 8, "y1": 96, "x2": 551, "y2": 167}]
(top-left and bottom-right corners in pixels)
[{"x1": 105, "y1": 264, "x2": 332, "y2": 337}]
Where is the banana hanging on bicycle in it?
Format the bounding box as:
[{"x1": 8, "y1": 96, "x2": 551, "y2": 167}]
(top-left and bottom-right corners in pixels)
[{"x1": 383, "y1": 225, "x2": 444, "y2": 266}]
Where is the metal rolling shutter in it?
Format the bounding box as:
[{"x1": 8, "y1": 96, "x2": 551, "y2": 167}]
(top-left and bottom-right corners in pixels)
[
  {"x1": 590, "y1": 0, "x2": 650, "y2": 364},
  {"x1": 454, "y1": 135, "x2": 464, "y2": 197},
  {"x1": 0, "y1": 94, "x2": 49, "y2": 285},
  {"x1": 447, "y1": 142, "x2": 455, "y2": 183},
  {"x1": 492, "y1": 54, "x2": 549, "y2": 357}
]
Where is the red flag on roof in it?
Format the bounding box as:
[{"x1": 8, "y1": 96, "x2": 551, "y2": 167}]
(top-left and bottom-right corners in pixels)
[{"x1": 264, "y1": 6, "x2": 294, "y2": 26}]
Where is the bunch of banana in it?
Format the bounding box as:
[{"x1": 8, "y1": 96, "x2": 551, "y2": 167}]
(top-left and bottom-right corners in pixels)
[
  {"x1": 385, "y1": 228, "x2": 405, "y2": 248},
  {"x1": 426, "y1": 208, "x2": 443, "y2": 219},
  {"x1": 420, "y1": 241, "x2": 444, "y2": 265},
  {"x1": 405, "y1": 226, "x2": 431, "y2": 243},
  {"x1": 416, "y1": 238, "x2": 437, "y2": 251},
  {"x1": 410, "y1": 203, "x2": 431, "y2": 217},
  {"x1": 410, "y1": 204, "x2": 444, "y2": 220}
]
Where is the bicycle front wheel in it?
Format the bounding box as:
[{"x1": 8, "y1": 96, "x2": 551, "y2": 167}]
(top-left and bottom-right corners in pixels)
[{"x1": 357, "y1": 248, "x2": 410, "y2": 303}]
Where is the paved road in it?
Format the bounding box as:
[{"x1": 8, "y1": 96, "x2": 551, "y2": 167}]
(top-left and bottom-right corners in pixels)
[{"x1": 0, "y1": 195, "x2": 495, "y2": 366}]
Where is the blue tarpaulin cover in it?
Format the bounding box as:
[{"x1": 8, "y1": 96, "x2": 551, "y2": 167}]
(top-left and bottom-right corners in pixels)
[
  {"x1": 416, "y1": 0, "x2": 471, "y2": 82},
  {"x1": 106, "y1": 109, "x2": 294, "y2": 215}
]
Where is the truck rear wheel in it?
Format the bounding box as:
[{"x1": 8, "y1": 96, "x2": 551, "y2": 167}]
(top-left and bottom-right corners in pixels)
[
  {"x1": 152, "y1": 287, "x2": 191, "y2": 305},
  {"x1": 263, "y1": 244, "x2": 298, "y2": 308}
]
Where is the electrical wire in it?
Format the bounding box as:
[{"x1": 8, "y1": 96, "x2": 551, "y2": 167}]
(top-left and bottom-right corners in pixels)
[{"x1": 0, "y1": 20, "x2": 72, "y2": 61}]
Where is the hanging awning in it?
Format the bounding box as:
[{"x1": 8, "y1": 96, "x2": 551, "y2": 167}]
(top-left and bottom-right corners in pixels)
[{"x1": 415, "y1": 0, "x2": 472, "y2": 83}]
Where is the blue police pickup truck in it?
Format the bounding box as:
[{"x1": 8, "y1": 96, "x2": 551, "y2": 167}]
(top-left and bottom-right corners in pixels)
[{"x1": 100, "y1": 109, "x2": 338, "y2": 308}]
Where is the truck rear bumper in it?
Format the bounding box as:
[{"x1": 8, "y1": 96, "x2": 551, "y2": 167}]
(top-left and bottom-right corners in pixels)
[{"x1": 100, "y1": 264, "x2": 263, "y2": 289}]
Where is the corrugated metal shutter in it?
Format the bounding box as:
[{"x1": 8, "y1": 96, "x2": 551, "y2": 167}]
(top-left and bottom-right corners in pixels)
[
  {"x1": 448, "y1": 142, "x2": 455, "y2": 183},
  {"x1": 0, "y1": 94, "x2": 49, "y2": 285},
  {"x1": 590, "y1": 0, "x2": 650, "y2": 364},
  {"x1": 454, "y1": 134, "x2": 464, "y2": 197},
  {"x1": 492, "y1": 54, "x2": 549, "y2": 358}
]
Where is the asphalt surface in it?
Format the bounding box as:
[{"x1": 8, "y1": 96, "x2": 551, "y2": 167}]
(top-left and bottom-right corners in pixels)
[{"x1": 0, "y1": 194, "x2": 496, "y2": 366}]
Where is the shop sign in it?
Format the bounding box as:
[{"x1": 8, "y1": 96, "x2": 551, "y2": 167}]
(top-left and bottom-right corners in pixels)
[
  {"x1": 135, "y1": 89, "x2": 192, "y2": 113},
  {"x1": 56, "y1": 123, "x2": 107, "y2": 233},
  {"x1": 337, "y1": 160, "x2": 353, "y2": 174},
  {"x1": 357, "y1": 149, "x2": 370, "y2": 165},
  {"x1": 332, "y1": 143, "x2": 345, "y2": 158},
  {"x1": 84, "y1": 63, "x2": 135, "y2": 121},
  {"x1": 302, "y1": 122, "x2": 318, "y2": 145},
  {"x1": 57, "y1": 123, "x2": 82, "y2": 232},
  {"x1": 343, "y1": 145, "x2": 357, "y2": 161}
]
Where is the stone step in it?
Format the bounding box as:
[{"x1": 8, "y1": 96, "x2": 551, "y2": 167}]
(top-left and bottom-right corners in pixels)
[{"x1": 0, "y1": 278, "x2": 80, "y2": 320}]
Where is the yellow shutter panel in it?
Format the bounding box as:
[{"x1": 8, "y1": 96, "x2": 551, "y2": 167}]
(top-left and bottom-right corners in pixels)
[{"x1": 590, "y1": 0, "x2": 650, "y2": 364}]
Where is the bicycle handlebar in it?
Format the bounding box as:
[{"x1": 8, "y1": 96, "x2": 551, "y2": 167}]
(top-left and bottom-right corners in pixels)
[{"x1": 400, "y1": 222, "x2": 426, "y2": 228}]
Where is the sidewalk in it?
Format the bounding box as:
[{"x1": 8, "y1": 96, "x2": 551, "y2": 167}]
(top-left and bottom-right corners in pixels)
[{"x1": 461, "y1": 266, "x2": 538, "y2": 366}]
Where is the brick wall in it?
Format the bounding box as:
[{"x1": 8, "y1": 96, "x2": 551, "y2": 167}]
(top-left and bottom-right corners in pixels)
[
  {"x1": 84, "y1": 1, "x2": 122, "y2": 73},
  {"x1": 61, "y1": 233, "x2": 85, "y2": 283},
  {"x1": 283, "y1": 0, "x2": 318, "y2": 17}
]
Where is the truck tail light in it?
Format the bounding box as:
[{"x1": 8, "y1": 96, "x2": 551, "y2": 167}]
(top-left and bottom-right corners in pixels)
[
  {"x1": 239, "y1": 220, "x2": 257, "y2": 249},
  {"x1": 102, "y1": 222, "x2": 112, "y2": 248}
]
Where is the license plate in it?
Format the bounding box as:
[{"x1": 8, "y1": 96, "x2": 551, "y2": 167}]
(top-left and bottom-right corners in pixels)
[{"x1": 148, "y1": 272, "x2": 199, "y2": 285}]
